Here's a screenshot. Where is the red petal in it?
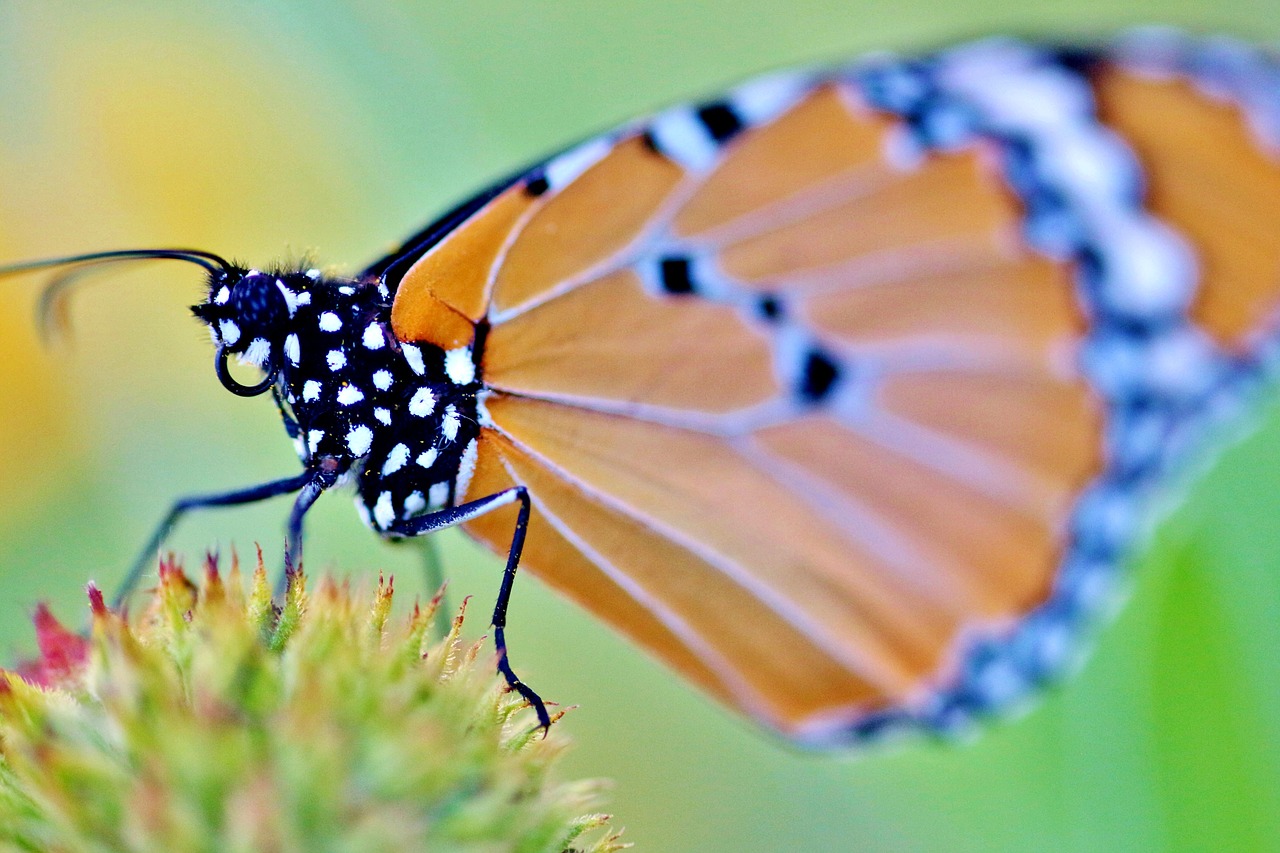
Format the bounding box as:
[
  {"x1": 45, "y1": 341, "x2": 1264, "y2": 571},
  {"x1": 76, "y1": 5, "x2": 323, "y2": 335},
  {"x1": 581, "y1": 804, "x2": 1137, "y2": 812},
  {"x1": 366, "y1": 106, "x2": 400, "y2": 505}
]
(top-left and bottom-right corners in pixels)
[{"x1": 16, "y1": 603, "x2": 90, "y2": 687}]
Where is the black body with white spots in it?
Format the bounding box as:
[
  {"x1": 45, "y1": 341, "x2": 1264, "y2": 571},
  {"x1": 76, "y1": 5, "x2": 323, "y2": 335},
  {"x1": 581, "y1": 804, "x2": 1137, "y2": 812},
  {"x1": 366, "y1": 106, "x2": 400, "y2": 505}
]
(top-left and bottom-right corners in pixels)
[
  {"x1": 189, "y1": 263, "x2": 543, "y2": 725},
  {"x1": 193, "y1": 267, "x2": 482, "y2": 539}
]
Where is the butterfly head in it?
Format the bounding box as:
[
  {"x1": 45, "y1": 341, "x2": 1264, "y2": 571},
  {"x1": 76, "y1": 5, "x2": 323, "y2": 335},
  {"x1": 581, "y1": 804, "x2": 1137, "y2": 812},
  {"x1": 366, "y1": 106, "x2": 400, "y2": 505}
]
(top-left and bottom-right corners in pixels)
[{"x1": 193, "y1": 267, "x2": 305, "y2": 397}]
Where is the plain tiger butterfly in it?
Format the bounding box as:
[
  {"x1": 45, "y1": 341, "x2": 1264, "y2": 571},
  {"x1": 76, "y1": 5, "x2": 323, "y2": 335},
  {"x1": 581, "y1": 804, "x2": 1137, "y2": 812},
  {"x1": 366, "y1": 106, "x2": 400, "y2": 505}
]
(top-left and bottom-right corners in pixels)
[{"x1": 4, "y1": 28, "x2": 1279, "y2": 746}]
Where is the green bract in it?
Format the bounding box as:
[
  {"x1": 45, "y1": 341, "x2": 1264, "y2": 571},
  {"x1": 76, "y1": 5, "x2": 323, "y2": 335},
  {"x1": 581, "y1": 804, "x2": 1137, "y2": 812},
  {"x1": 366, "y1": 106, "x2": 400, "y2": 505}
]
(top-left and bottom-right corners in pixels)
[{"x1": 0, "y1": 555, "x2": 623, "y2": 853}]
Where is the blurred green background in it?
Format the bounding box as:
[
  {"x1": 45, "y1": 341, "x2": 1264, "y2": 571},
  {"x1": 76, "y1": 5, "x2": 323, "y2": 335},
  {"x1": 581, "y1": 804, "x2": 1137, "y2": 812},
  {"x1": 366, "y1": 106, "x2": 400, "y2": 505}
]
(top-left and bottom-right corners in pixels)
[{"x1": 3, "y1": 2, "x2": 1280, "y2": 850}]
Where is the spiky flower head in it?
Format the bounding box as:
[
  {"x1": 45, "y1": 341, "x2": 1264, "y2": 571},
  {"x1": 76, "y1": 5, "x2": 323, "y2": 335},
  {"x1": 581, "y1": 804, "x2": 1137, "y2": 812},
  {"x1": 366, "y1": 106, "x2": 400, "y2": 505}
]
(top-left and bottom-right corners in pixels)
[{"x1": 0, "y1": 554, "x2": 623, "y2": 852}]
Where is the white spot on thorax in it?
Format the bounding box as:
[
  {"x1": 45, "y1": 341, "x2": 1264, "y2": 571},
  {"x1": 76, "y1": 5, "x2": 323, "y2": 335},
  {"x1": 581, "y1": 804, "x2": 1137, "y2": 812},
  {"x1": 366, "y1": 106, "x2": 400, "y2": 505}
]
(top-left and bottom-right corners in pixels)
[
  {"x1": 308, "y1": 429, "x2": 324, "y2": 454},
  {"x1": 215, "y1": 286, "x2": 231, "y2": 305},
  {"x1": 373, "y1": 491, "x2": 396, "y2": 529},
  {"x1": 285, "y1": 334, "x2": 301, "y2": 365},
  {"x1": 318, "y1": 312, "x2": 343, "y2": 332},
  {"x1": 455, "y1": 438, "x2": 479, "y2": 501},
  {"x1": 402, "y1": 344, "x2": 426, "y2": 375},
  {"x1": 336, "y1": 384, "x2": 364, "y2": 406},
  {"x1": 441, "y1": 404, "x2": 460, "y2": 441},
  {"x1": 296, "y1": 291, "x2": 312, "y2": 305},
  {"x1": 305, "y1": 269, "x2": 321, "y2": 280},
  {"x1": 444, "y1": 346, "x2": 475, "y2": 385},
  {"x1": 382, "y1": 442, "x2": 410, "y2": 476},
  {"x1": 277, "y1": 281, "x2": 299, "y2": 315},
  {"x1": 403, "y1": 491, "x2": 426, "y2": 517},
  {"x1": 372, "y1": 369, "x2": 393, "y2": 391},
  {"x1": 374, "y1": 407, "x2": 392, "y2": 425},
  {"x1": 327, "y1": 350, "x2": 347, "y2": 371},
  {"x1": 346, "y1": 425, "x2": 373, "y2": 456},
  {"x1": 363, "y1": 322, "x2": 386, "y2": 350},
  {"x1": 239, "y1": 338, "x2": 271, "y2": 367},
  {"x1": 409, "y1": 387, "x2": 436, "y2": 417},
  {"x1": 428, "y1": 482, "x2": 450, "y2": 509},
  {"x1": 416, "y1": 448, "x2": 439, "y2": 469},
  {"x1": 303, "y1": 380, "x2": 322, "y2": 402},
  {"x1": 218, "y1": 319, "x2": 241, "y2": 345}
]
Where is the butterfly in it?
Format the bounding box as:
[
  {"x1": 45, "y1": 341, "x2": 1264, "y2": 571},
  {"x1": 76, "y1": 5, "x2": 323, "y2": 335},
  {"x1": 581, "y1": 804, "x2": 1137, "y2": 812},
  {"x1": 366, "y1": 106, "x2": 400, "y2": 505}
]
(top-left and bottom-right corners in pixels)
[{"x1": 6, "y1": 27, "x2": 1279, "y2": 746}]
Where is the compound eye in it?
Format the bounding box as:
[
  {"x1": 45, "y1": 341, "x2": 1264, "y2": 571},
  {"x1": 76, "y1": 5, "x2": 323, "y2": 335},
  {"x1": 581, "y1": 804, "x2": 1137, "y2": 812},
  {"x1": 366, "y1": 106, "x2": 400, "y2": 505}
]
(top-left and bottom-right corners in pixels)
[{"x1": 229, "y1": 272, "x2": 288, "y2": 339}]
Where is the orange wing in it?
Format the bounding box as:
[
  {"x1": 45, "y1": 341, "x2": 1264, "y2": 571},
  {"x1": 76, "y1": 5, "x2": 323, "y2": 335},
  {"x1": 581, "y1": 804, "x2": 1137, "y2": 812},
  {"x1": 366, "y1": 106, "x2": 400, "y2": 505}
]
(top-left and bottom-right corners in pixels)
[
  {"x1": 384, "y1": 34, "x2": 1280, "y2": 744},
  {"x1": 1097, "y1": 37, "x2": 1280, "y2": 353}
]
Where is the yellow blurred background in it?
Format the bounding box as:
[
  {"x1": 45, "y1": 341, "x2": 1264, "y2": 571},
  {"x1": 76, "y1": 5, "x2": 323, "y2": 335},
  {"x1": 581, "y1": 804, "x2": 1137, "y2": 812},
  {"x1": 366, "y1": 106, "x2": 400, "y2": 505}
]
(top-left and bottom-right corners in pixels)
[{"x1": 3, "y1": 2, "x2": 1280, "y2": 850}]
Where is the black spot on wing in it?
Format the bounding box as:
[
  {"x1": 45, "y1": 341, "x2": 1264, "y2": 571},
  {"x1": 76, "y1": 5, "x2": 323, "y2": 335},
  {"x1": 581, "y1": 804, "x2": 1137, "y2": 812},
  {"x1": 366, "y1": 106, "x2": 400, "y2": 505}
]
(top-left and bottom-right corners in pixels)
[
  {"x1": 696, "y1": 102, "x2": 744, "y2": 144},
  {"x1": 799, "y1": 348, "x2": 842, "y2": 403},
  {"x1": 1047, "y1": 43, "x2": 1107, "y2": 76},
  {"x1": 658, "y1": 256, "x2": 696, "y2": 294},
  {"x1": 757, "y1": 295, "x2": 784, "y2": 321},
  {"x1": 524, "y1": 172, "x2": 550, "y2": 197}
]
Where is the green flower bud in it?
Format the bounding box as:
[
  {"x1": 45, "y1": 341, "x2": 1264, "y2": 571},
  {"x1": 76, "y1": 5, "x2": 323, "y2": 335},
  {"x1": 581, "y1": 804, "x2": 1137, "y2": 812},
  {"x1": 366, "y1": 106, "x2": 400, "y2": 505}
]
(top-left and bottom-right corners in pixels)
[{"x1": 0, "y1": 554, "x2": 624, "y2": 853}]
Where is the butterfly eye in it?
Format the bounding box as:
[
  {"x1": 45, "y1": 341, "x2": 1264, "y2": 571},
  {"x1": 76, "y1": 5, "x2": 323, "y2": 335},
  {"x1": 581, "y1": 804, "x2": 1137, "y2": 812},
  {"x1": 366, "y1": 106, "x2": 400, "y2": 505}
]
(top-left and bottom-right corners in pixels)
[
  {"x1": 224, "y1": 272, "x2": 288, "y2": 346},
  {"x1": 215, "y1": 344, "x2": 278, "y2": 397}
]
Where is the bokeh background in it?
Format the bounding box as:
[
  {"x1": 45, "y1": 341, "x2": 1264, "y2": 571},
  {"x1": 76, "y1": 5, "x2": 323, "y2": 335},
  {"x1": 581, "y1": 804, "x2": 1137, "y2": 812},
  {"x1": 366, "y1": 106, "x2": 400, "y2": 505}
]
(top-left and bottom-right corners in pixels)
[{"x1": 3, "y1": 2, "x2": 1280, "y2": 850}]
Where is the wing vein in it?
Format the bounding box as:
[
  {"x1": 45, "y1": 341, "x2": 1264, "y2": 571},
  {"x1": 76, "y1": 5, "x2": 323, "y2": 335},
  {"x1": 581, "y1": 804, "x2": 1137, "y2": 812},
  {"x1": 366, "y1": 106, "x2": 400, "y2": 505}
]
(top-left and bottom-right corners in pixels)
[
  {"x1": 488, "y1": 419, "x2": 918, "y2": 693},
  {"x1": 492, "y1": 452, "x2": 777, "y2": 721}
]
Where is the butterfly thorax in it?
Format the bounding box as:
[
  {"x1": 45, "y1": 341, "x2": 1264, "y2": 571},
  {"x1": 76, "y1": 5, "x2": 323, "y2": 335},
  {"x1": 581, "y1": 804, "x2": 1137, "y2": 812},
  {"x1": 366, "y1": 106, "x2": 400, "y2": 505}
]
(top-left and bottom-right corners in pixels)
[{"x1": 192, "y1": 266, "x2": 482, "y2": 532}]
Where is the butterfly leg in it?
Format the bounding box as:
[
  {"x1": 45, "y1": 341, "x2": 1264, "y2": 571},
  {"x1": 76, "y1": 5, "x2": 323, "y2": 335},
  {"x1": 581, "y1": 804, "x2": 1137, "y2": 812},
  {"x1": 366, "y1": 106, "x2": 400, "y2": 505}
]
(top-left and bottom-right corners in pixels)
[
  {"x1": 116, "y1": 470, "x2": 313, "y2": 608},
  {"x1": 276, "y1": 470, "x2": 334, "y2": 595},
  {"x1": 271, "y1": 386, "x2": 302, "y2": 443},
  {"x1": 387, "y1": 487, "x2": 550, "y2": 730}
]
